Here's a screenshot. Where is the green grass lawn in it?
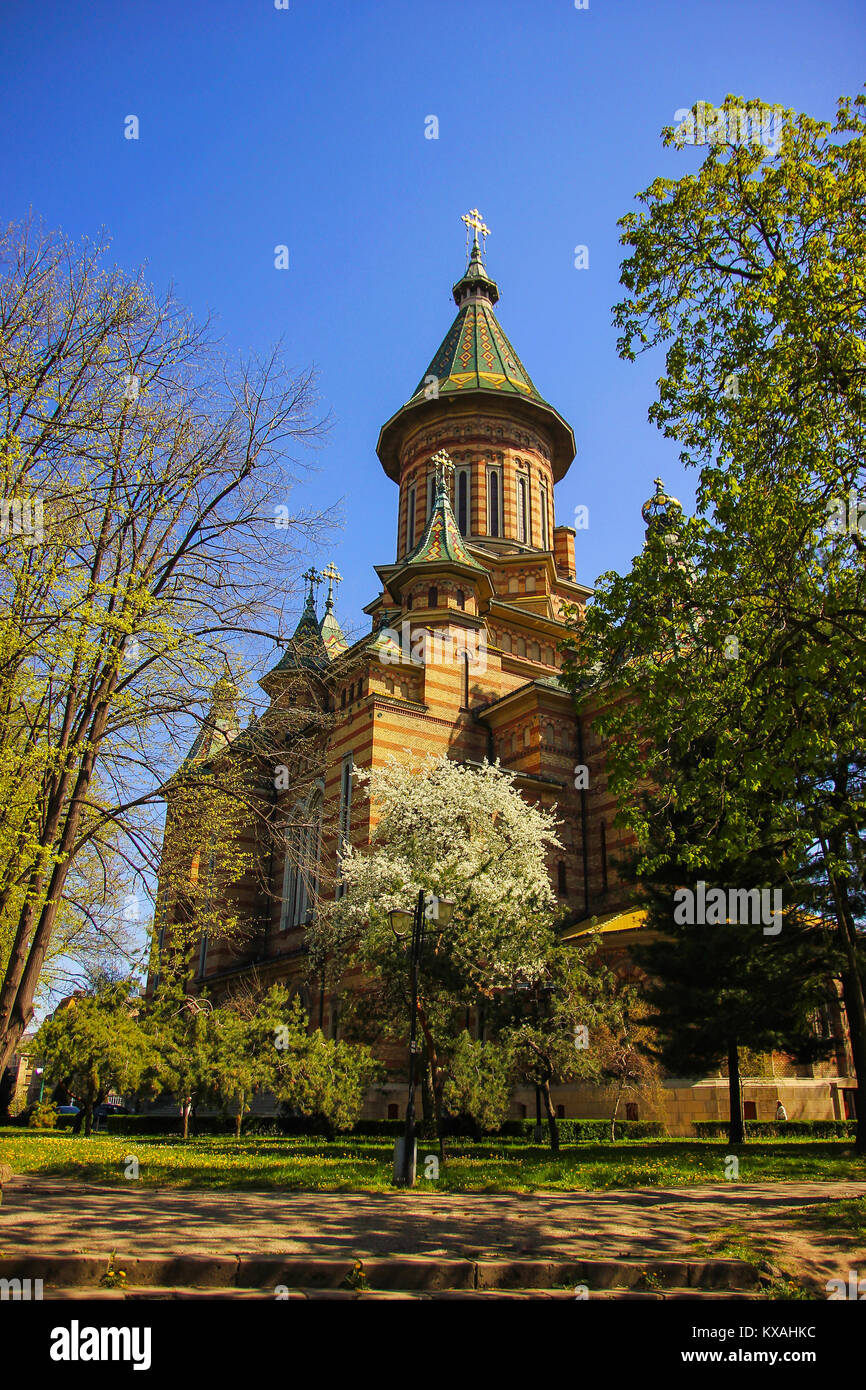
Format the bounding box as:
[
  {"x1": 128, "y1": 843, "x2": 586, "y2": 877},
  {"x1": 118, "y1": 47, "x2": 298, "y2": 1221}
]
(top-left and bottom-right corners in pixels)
[{"x1": 2, "y1": 1128, "x2": 864, "y2": 1193}]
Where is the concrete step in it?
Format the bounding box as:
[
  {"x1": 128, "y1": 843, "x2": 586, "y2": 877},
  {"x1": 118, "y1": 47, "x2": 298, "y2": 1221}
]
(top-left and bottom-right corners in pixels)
[
  {"x1": 40, "y1": 1284, "x2": 762, "y2": 1301},
  {"x1": 0, "y1": 1252, "x2": 762, "y2": 1296}
]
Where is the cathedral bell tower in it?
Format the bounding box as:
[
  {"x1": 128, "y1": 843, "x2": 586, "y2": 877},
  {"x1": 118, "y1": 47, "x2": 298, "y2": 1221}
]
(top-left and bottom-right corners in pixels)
[{"x1": 376, "y1": 211, "x2": 577, "y2": 577}]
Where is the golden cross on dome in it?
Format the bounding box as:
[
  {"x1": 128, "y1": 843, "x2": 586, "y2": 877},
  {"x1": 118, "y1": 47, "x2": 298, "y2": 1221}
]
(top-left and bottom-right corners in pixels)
[
  {"x1": 302, "y1": 566, "x2": 321, "y2": 604},
  {"x1": 321, "y1": 561, "x2": 342, "y2": 609},
  {"x1": 462, "y1": 208, "x2": 490, "y2": 258},
  {"x1": 431, "y1": 449, "x2": 454, "y2": 498}
]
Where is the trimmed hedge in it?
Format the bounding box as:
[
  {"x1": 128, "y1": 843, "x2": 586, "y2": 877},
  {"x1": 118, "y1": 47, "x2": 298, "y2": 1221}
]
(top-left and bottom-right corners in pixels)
[
  {"x1": 693, "y1": 1119, "x2": 857, "y2": 1139},
  {"x1": 103, "y1": 1113, "x2": 665, "y2": 1141},
  {"x1": 498, "y1": 1118, "x2": 666, "y2": 1142}
]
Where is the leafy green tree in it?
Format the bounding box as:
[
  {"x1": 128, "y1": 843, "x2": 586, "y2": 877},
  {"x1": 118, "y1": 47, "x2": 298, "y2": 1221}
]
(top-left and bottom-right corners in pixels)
[
  {"x1": 499, "y1": 938, "x2": 613, "y2": 1152},
  {"x1": 0, "y1": 215, "x2": 327, "y2": 1077},
  {"x1": 207, "y1": 1006, "x2": 263, "y2": 1139},
  {"x1": 262, "y1": 989, "x2": 381, "y2": 1133},
  {"x1": 33, "y1": 980, "x2": 151, "y2": 1136},
  {"x1": 144, "y1": 982, "x2": 216, "y2": 1139},
  {"x1": 564, "y1": 91, "x2": 866, "y2": 1149},
  {"x1": 441, "y1": 1032, "x2": 514, "y2": 1136},
  {"x1": 592, "y1": 985, "x2": 663, "y2": 1142}
]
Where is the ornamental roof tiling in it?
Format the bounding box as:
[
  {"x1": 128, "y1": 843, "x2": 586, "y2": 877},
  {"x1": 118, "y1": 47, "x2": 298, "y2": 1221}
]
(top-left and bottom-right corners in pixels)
[
  {"x1": 406, "y1": 243, "x2": 546, "y2": 407},
  {"x1": 263, "y1": 587, "x2": 329, "y2": 682},
  {"x1": 181, "y1": 678, "x2": 241, "y2": 769},
  {"x1": 376, "y1": 216, "x2": 576, "y2": 483},
  {"x1": 402, "y1": 451, "x2": 487, "y2": 573}
]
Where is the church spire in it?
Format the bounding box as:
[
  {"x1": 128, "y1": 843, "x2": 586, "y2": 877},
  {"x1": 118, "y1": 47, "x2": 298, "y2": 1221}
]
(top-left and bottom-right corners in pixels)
[
  {"x1": 319, "y1": 561, "x2": 348, "y2": 657},
  {"x1": 400, "y1": 450, "x2": 486, "y2": 572},
  {"x1": 452, "y1": 208, "x2": 499, "y2": 307},
  {"x1": 376, "y1": 212, "x2": 576, "y2": 483}
]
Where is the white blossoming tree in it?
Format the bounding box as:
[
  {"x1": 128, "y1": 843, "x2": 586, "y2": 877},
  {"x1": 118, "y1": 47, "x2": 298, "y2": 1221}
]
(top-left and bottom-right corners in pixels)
[{"x1": 307, "y1": 755, "x2": 563, "y2": 1148}]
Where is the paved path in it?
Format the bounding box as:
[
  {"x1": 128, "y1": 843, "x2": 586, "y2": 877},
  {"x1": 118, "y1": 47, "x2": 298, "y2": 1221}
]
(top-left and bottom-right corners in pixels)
[{"x1": 2, "y1": 1177, "x2": 864, "y2": 1283}]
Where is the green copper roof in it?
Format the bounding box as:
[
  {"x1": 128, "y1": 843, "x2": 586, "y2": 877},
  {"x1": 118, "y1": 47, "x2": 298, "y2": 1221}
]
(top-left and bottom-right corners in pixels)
[
  {"x1": 319, "y1": 601, "x2": 348, "y2": 659},
  {"x1": 377, "y1": 230, "x2": 576, "y2": 483},
  {"x1": 406, "y1": 244, "x2": 543, "y2": 406},
  {"x1": 264, "y1": 589, "x2": 329, "y2": 680},
  {"x1": 402, "y1": 453, "x2": 487, "y2": 572},
  {"x1": 182, "y1": 678, "x2": 241, "y2": 768}
]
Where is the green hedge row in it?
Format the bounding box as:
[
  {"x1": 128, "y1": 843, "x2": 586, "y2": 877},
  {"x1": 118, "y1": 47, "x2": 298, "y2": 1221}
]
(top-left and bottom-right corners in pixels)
[
  {"x1": 498, "y1": 1118, "x2": 666, "y2": 1141},
  {"x1": 102, "y1": 1113, "x2": 666, "y2": 1141},
  {"x1": 693, "y1": 1119, "x2": 857, "y2": 1138}
]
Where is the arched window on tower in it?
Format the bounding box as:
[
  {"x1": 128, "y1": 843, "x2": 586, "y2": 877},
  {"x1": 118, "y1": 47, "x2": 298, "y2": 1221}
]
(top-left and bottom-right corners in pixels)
[
  {"x1": 406, "y1": 482, "x2": 417, "y2": 550},
  {"x1": 457, "y1": 468, "x2": 470, "y2": 536},
  {"x1": 428, "y1": 586, "x2": 438, "y2": 609},
  {"x1": 557, "y1": 861, "x2": 568, "y2": 897},
  {"x1": 539, "y1": 481, "x2": 550, "y2": 551},
  {"x1": 600, "y1": 821, "x2": 609, "y2": 893},
  {"x1": 455, "y1": 589, "x2": 465, "y2": 610},
  {"x1": 427, "y1": 472, "x2": 436, "y2": 519},
  {"x1": 488, "y1": 467, "x2": 501, "y2": 537},
  {"x1": 516, "y1": 473, "x2": 529, "y2": 544},
  {"x1": 461, "y1": 651, "x2": 470, "y2": 709}
]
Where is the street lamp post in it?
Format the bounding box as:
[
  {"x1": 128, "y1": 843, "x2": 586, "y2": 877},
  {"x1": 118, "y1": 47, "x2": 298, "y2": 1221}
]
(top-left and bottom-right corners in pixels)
[{"x1": 389, "y1": 889, "x2": 454, "y2": 1187}]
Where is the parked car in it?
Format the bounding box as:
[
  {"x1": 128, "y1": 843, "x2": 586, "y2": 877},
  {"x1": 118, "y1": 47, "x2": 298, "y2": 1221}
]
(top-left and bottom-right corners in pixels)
[{"x1": 54, "y1": 1104, "x2": 80, "y2": 1115}]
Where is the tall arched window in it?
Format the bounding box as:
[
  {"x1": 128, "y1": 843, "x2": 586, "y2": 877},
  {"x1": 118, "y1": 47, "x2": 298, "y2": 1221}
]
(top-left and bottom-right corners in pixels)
[
  {"x1": 428, "y1": 586, "x2": 438, "y2": 609},
  {"x1": 488, "y1": 467, "x2": 501, "y2": 536},
  {"x1": 281, "y1": 790, "x2": 323, "y2": 929},
  {"x1": 539, "y1": 481, "x2": 550, "y2": 551},
  {"x1": 406, "y1": 482, "x2": 417, "y2": 550},
  {"x1": 457, "y1": 468, "x2": 470, "y2": 535},
  {"x1": 600, "y1": 821, "x2": 609, "y2": 893},
  {"x1": 336, "y1": 756, "x2": 353, "y2": 899},
  {"x1": 516, "y1": 474, "x2": 529, "y2": 543}
]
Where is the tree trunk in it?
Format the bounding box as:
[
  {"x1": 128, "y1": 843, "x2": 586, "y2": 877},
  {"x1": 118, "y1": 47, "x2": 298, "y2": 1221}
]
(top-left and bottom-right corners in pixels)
[
  {"x1": 610, "y1": 1078, "x2": 625, "y2": 1143},
  {"x1": 420, "y1": 1053, "x2": 434, "y2": 1129},
  {"x1": 181, "y1": 1097, "x2": 192, "y2": 1140},
  {"x1": 83, "y1": 1100, "x2": 94, "y2": 1138},
  {"x1": 418, "y1": 1009, "x2": 446, "y2": 1161},
  {"x1": 541, "y1": 1077, "x2": 559, "y2": 1152},
  {"x1": 235, "y1": 1095, "x2": 244, "y2": 1139},
  {"x1": 832, "y1": 874, "x2": 866, "y2": 1155},
  {"x1": 0, "y1": 694, "x2": 116, "y2": 1075},
  {"x1": 727, "y1": 1038, "x2": 744, "y2": 1145}
]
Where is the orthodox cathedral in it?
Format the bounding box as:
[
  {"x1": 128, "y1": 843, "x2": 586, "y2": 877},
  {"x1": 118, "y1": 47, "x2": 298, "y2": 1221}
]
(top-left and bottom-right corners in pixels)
[{"x1": 151, "y1": 214, "x2": 854, "y2": 1132}]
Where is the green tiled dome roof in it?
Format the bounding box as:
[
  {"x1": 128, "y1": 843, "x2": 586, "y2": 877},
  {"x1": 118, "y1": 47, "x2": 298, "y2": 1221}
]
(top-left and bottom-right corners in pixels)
[
  {"x1": 406, "y1": 244, "x2": 543, "y2": 406},
  {"x1": 377, "y1": 228, "x2": 576, "y2": 483}
]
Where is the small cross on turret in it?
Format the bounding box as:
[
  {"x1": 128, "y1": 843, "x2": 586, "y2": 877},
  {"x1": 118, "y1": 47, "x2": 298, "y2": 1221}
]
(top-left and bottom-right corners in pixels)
[
  {"x1": 321, "y1": 560, "x2": 342, "y2": 612},
  {"x1": 461, "y1": 207, "x2": 491, "y2": 261},
  {"x1": 431, "y1": 449, "x2": 454, "y2": 500},
  {"x1": 302, "y1": 566, "x2": 322, "y2": 609}
]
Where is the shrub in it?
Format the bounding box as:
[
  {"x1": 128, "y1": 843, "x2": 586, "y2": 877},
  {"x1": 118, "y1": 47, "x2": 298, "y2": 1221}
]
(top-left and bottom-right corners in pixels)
[
  {"x1": 499, "y1": 1118, "x2": 666, "y2": 1142},
  {"x1": 693, "y1": 1119, "x2": 856, "y2": 1139},
  {"x1": 27, "y1": 1101, "x2": 58, "y2": 1129}
]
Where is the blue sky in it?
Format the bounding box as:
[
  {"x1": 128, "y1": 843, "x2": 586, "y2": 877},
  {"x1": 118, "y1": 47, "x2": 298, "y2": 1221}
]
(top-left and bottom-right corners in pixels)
[{"x1": 2, "y1": 0, "x2": 863, "y2": 654}]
